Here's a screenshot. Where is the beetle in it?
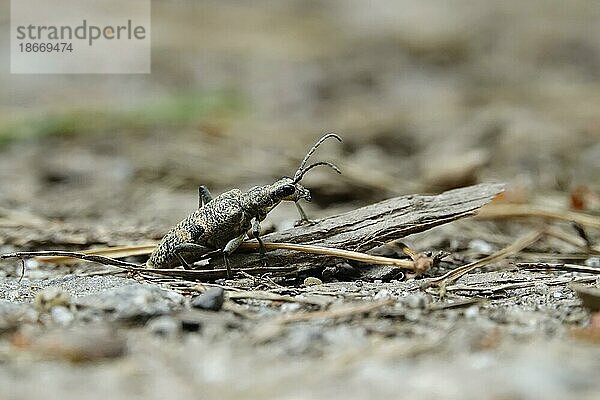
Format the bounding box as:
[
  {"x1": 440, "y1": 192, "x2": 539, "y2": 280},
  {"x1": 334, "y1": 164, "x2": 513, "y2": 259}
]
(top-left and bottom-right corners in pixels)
[{"x1": 146, "y1": 133, "x2": 342, "y2": 278}]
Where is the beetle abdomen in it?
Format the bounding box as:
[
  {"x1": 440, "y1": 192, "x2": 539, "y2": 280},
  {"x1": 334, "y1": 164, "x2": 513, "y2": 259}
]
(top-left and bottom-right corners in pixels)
[
  {"x1": 147, "y1": 189, "x2": 249, "y2": 269},
  {"x1": 147, "y1": 213, "x2": 206, "y2": 268}
]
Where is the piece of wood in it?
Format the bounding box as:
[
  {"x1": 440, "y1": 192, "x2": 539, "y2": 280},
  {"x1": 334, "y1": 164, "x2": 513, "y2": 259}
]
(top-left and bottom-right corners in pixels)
[{"x1": 206, "y1": 183, "x2": 504, "y2": 273}]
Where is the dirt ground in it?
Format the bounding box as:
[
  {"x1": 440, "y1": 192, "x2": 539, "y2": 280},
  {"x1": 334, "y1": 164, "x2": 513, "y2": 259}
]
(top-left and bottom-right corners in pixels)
[{"x1": 1, "y1": 1, "x2": 600, "y2": 399}]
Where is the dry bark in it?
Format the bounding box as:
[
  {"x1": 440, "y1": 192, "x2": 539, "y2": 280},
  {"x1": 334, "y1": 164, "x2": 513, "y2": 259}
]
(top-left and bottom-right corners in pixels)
[{"x1": 208, "y1": 183, "x2": 504, "y2": 273}]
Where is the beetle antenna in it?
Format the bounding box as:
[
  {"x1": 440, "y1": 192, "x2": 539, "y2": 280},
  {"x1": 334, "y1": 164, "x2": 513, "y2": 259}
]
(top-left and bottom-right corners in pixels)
[
  {"x1": 294, "y1": 161, "x2": 341, "y2": 183},
  {"x1": 293, "y1": 133, "x2": 342, "y2": 181}
]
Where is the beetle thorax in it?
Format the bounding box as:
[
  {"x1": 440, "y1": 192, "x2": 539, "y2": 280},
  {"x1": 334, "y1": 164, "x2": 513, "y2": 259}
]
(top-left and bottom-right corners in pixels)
[{"x1": 240, "y1": 185, "x2": 280, "y2": 217}]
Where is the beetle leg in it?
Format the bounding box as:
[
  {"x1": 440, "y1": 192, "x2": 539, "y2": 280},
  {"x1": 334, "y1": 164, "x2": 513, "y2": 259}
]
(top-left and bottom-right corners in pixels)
[
  {"x1": 198, "y1": 185, "x2": 213, "y2": 208},
  {"x1": 251, "y1": 218, "x2": 268, "y2": 267},
  {"x1": 294, "y1": 201, "x2": 308, "y2": 221},
  {"x1": 175, "y1": 253, "x2": 191, "y2": 270},
  {"x1": 294, "y1": 202, "x2": 316, "y2": 225},
  {"x1": 223, "y1": 233, "x2": 246, "y2": 278},
  {"x1": 173, "y1": 243, "x2": 215, "y2": 269}
]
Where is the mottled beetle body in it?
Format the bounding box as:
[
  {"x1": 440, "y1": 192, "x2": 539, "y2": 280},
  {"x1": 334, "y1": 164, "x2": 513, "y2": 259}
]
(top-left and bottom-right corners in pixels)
[
  {"x1": 147, "y1": 189, "x2": 248, "y2": 269},
  {"x1": 147, "y1": 134, "x2": 342, "y2": 276}
]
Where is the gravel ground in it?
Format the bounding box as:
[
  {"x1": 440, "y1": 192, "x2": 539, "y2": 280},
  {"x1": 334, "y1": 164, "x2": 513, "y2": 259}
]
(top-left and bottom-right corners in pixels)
[{"x1": 1, "y1": 268, "x2": 599, "y2": 400}]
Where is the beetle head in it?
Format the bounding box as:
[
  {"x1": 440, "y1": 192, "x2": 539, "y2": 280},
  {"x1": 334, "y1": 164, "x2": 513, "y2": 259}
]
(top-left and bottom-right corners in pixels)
[{"x1": 270, "y1": 177, "x2": 312, "y2": 202}]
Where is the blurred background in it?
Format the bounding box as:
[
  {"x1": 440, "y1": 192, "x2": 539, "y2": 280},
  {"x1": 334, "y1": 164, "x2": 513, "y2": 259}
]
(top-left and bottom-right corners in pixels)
[{"x1": 1, "y1": 0, "x2": 599, "y2": 231}]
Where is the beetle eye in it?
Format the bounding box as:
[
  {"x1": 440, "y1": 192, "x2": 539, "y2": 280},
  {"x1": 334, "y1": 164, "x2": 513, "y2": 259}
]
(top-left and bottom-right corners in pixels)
[{"x1": 276, "y1": 184, "x2": 296, "y2": 197}]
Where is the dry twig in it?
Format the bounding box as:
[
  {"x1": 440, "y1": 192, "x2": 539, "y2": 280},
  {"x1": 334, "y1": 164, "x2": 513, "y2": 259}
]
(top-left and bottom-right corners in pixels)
[
  {"x1": 227, "y1": 290, "x2": 332, "y2": 306},
  {"x1": 515, "y1": 262, "x2": 600, "y2": 275},
  {"x1": 422, "y1": 229, "x2": 544, "y2": 289},
  {"x1": 445, "y1": 275, "x2": 597, "y2": 294}
]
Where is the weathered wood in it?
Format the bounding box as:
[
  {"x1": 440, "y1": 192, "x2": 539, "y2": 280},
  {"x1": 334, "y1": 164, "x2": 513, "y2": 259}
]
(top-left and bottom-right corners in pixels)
[{"x1": 208, "y1": 183, "x2": 504, "y2": 273}]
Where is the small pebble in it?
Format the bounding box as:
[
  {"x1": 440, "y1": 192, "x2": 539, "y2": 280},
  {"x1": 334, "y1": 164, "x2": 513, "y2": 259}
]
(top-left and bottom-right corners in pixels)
[
  {"x1": 50, "y1": 306, "x2": 74, "y2": 326},
  {"x1": 464, "y1": 305, "x2": 479, "y2": 319},
  {"x1": 374, "y1": 289, "x2": 391, "y2": 300},
  {"x1": 8, "y1": 290, "x2": 21, "y2": 302},
  {"x1": 191, "y1": 288, "x2": 225, "y2": 311},
  {"x1": 29, "y1": 327, "x2": 126, "y2": 362},
  {"x1": 146, "y1": 316, "x2": 181, "y2": 338},
  {"x1": 585, "y1": 257, "x2": 600, "y2": 268},
  {"x1": 404, "y1": 309, "x2": 422, "y2": 322},
  {"x1": 553, "y1": 291, "x2": 563, "y2": 298},
  {"x1": 287, "y1": 326, "x2": 323, "y2": 353},
  {"x1": 468, "y1": 239, "x2": 494, "y2": 254},
  {"x1": 303, "y1": 277, "x2": 322, "y2": 286},
  {"x1": 405, "y1": 294, "x2": 428, "y2": 309},
  {"x1": 75, "y1": 285, "x2": 184, "y2": 321},
  {"x1": 34, "y1": 287, "x2": 71, "y2": 312},
  {"x1": 280, "y1": 302, "x2": 302, "y2": 313},
  {"x1": 322, "y1": 266, "x2": 337, "y2": 279},
  {"x1": 534, "y1": 283, "x2": 549, "y2": 296}
]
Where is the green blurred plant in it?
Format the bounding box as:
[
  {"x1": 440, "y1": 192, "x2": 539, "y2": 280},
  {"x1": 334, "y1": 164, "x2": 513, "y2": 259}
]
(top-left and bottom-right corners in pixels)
[{"x1": 0, "y1": 89, "x2": 244, "y2": 146}]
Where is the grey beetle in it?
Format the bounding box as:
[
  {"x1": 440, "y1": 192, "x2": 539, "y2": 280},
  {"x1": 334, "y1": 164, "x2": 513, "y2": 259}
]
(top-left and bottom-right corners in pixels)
[{"x1": 146, "y1": 133, "x2": 342, "y2": 277}]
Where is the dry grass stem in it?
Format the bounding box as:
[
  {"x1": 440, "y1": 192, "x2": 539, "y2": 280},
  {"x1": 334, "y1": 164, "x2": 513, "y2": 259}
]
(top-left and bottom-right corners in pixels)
[
  {"x1": 424, "y1": 229, "x2": 545, "y2": 287},
  {"x1": 478, "y1": 204, "x2": 600, "y2": 229},
  {"x1": 544, "y1": 227, "x2": 600, "y2": 254},
  {"x1": 240, "y1": 241, "x2": 416, "y2": 270},
  {"x1": 33, "y1": 241, "x2": 416, "y2": 271},
  {"x1": 36, "y1": 244, "x2": 157, "y2": 264}
]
